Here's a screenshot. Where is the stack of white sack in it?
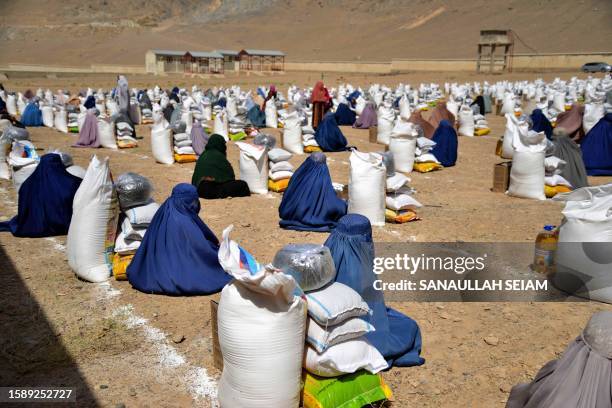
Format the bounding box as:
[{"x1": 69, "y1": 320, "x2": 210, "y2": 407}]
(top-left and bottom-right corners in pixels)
[
  {"x1": 267, "y1": 147, "x2": 293, "y2": 192},
  {"x1": 302, "y1": 125, "x2": 321, "y2": 152},
  {"x1": 413, "y1": 136, "x2": 443, "y2": 173},
  {"x1": 544, "y1": 156, "x2": 573, "y2": 198},
  {"x1": 383, "y1": 151, "x2": 422, "y2": 223},
  {"x1": 114, "y1": 173, "x2": 159, "y2": 255},
  {"x1": 216, "y1": 226, "x2": 307, "y2": 408},
  {"x1": 67, "y1": 107, "x2": 80, "y2": 133},
  {"x1": 473, "y1": 113, "x2": 491, "y2": 136},
  {"x1": 115, "y1": 121, "x2": 137, "y2": 149},
  {"x1": 269, "y1": 243, "x2": 387, "y2": 378}
]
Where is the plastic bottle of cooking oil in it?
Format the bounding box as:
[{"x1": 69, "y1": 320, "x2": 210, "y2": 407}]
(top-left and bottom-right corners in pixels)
[{"x1": 533, "y1": 225, "x2": 559, "y2": 275}]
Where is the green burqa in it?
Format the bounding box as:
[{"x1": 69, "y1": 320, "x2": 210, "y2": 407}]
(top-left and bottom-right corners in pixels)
[{"x1": 191, "y1": 134, "x2": 235, "y2": 186}]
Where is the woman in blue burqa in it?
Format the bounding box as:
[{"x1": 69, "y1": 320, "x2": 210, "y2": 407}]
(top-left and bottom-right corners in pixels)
[
  {"x1": 127, "y1": 183, "x2": 231, "y2": 295},
  {"x1": 530, "y1": 108, "x2": 553, "y2": 140},
  {"x1": 430, "y1": 119, "x2": 458, "y2": 167},
  {"x1": 334, "y1": 102, "x2": 356, "y2": 126},
  {"x1": 581, "y1": 113, "x2": 612, "y2": 176},
  {"x1": 314, "y1": 112, "x2": 348, "y2": 152},
  {"x1": 278, "y1": 152, "x2": 347, "y2": 232},
  {"x1": 324, "y1": 213, "x2": 425, "y2": 367},
  {"x1": 0, "y1": 154, "x2": 82, "y2": 237},
  {"x1": 20, "y1": 90, "x2": 43, "y2": 127}
]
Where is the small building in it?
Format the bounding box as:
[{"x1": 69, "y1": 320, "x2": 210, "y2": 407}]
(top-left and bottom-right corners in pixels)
[
  {"x1": 215, "y1": 50, "x2": 240, "y2": 71},
  {"x1": 237, "y1": 49, "x2": 285, "y2": 72},
  {"x1": 145, "y1": 50, "x2": 224, "y2": 75}
]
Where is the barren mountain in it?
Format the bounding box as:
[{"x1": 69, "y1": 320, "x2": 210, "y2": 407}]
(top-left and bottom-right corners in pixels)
[{"x1": 0, "y1": 0, "x2": 610, "y2": 65}]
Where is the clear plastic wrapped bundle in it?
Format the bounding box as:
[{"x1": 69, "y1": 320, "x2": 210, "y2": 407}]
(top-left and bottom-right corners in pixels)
[
  {"x1": 115, "y1": 172, "x2": 153, "y2": 210},
  {"x1": 253, "y1": 133, "x2": 277, "y2": 149},
  {"x1": 1, "y1": 126, "x2": 30, "y2": 143},
  {"x1": 272, "y1": 244, "x2": 336, "y2": 292}
]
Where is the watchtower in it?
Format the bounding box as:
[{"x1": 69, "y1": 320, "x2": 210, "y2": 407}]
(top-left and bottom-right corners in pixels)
[{"x1": 477, "y1": 30, "x2": 514, "y2": 73}]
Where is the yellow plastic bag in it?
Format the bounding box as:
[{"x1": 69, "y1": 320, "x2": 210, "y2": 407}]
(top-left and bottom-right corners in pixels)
[
  {"x1": 475, "y1": 128, "x2": 490, "y2": 136},
  {"x1": 413, "y1": 162, "x2": 443, "y2": 173},
  {"x1": 112, "y1": 253, "x2": 134, "y2": 281},
  {"x1": 304, "y1": 145, "x2": 323, "y2": 153},
  {"x1": 302, "y1": 371, "x2": 392, "y2": 408},
  {"x1": 545, "y1": 184, "x2": 572, "y2": 198},
  {"x1": 268, "y1": 178, "x2": 290, "y2": 192},
  {"x1": 385, "y1": 208, "x2": 419, "y2": 224},
  {"x1": 173, "y1": 153, "x2": 197, "y2": 163},
  {"x1": 117, "y1": 140, "x2": 138, "y2": 149}
]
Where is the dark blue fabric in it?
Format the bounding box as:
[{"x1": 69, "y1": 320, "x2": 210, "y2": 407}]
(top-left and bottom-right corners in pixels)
[
  {"x1": 279, "y1": 154, "x2": 347, "y2": 232},
  {"x1": 127, "y1": 183, "x2": 232, "y2": 295},
  {"x1": 347, "y1": 90, "x2": 360, "y2": 107},
  {"x1": 334, "y1": 103, "x2": 356, "y2": 126},
  {"x1": 21, "y1": 102, "x2": 43, "y2": 127},
  {"x1": 84, "y1": 96, "x2": 96, "y2": 109},
  {"x1": 324, "y1": 214, "x2": 425, "y2": 368},
  {"x1": 314, "y1": 112, "x2": 348, "y2": 152},
  {"x1": 531, "y1": 109, "x2": 553, "y2": 140},
  {"x1": 215, "y1": 97, "x2": 226, "y2": 108},
  {"x1": 581, "y1": 113, "x2": 612, "y2": 176},
  {"x1": 0, "y1": 154, "x2": 81, "y2": 237},
  {"x1": 430, "y1": 119, "x2": 458, "y2": 167},
  {"x1": 0, "y1": 96, "x2": 6, "y2": 113},
  {"x1": 247, "y1": 105, "x2": 266, "y2": 127}
]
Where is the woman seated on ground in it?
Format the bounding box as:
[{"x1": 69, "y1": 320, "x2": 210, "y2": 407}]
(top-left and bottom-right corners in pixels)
[
  {"x1": 530, "y1": 108, "x2": 553, "y2": 140},
  {"x1": 20, "y1": 90, "x2": 43, "y2": 127},
  {"x1": 324, "y1": 213, "x2": 424, "y2": 367},
  {"x1": 127, "y1": 183, "x2": 232, "y2": 296},
  {"x1": 0, "y1": 154, "x2": 82, "y2": 237},
  {"x1": 555, "y1": 103, "x2": 585, "y2": 142},
  {"x1": 430, "y1": 119, "x2": 458, "y2": 167},
  {"x1": 408, "y1": 110, "x2": 435, "y2": 138},
  {"x1": 551, "y1": 127, "x2": 589, "y2": 187},
  {"x1": 428, "y1": 101, "x2": 456, "y2": 130},
  {"x1": 334, "y1": 102, "x2": 356, "y2": 126},
  {"x1": 314, "y1": 112, "x2": 348, "y2": 152},
  {"x1": 73, "y1": 96, "x2": 101, "y2": 148},
  {"x1": 191, "y1": 134, "x2": 250, "y2": 199},
  {"x1": 580, "y1": 113, "x2": 612, "y2": 176},
  {"x1": 279, "y1": 152, "x2": 347, "y2": 232},
  {"x1": 353, "y1": 102, "x2": 377, "y2": 129}
]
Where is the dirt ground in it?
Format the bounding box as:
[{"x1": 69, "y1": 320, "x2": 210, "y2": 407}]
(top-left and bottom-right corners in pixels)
[{"x1": 1, "y1": 71, "x2": 611, "y2": 408}]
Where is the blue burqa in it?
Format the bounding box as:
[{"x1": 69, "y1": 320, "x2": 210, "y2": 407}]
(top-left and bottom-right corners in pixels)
[
  {"x1": 581, "y1": 113, "x2": 612, "y2": 176},
  {"x1": 127, "y1": 183, "x2": 232, "y2": 295},
  {"x1": 324, "y1": 214, "x2": 425, "y2": 367},
  {"x1": 430, "y1": 120, "x2": 458, "y2": 167},
  {"x1": 0, "y1": 154, "x2": 81, "y2": 237},
  {"x1": 314, "y1": 112, "x2": 348, "y2": 152},
  {"x1": 531, "y1": 109, "x2": 553, "y2": 140},
  {"x1": 21, "y1": 101, "x2": 43, "y2": 127},
  {"x1": 279, "y1": 152, "x2": 347, "y2": 232},
  {"x1": 247, "y1": 105, "x2": 266, "y2": 127},
  {"x1": 334, "y1": 103, "x2": 356, "y2": 126}
]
